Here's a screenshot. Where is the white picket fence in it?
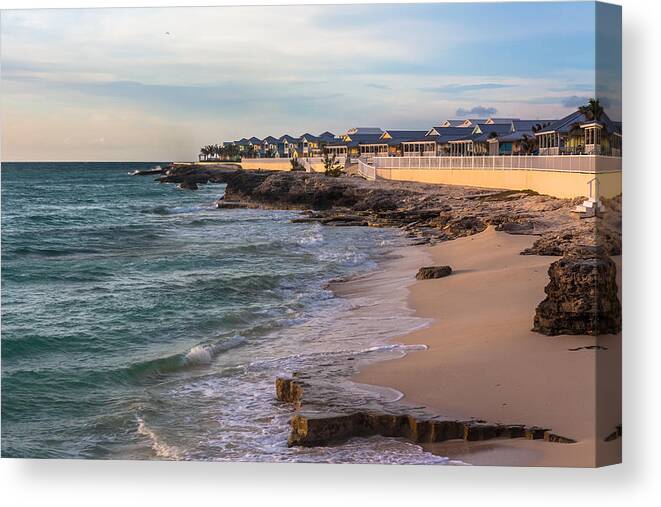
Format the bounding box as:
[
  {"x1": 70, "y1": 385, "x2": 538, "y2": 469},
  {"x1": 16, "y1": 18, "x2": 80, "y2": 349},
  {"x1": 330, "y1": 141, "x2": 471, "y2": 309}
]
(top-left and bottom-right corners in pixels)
[
  {"x1": 357, "y1": 159, "x2": 377, "y2": 180},
  {"x1": 372, "y1": 155, "x2": 622, "y2": 174}
]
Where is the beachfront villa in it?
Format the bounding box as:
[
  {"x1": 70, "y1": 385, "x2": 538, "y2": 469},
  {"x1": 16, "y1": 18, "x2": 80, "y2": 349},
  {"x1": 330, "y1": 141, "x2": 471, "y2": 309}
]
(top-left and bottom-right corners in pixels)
[
  {"x1": 207, "y1": 105, "x2": 622, "y2": 162},
  {"x1": 486, "y1": 120, "x2": 553, "y2": 155},
  {"x1": 223, "y1": 131, "x2": 341, "y2": 158},
  {"x1": 214, "y1": 101, "x2": 622, "y2": 201},
  {"x1": 261, "y1": 136, "x2": 279, "y2": 156},
  {"x1": 535, "y1": 110, "x2": 622, "y2": 156},
  {"x1": 277, "y1": 135, "x2": 296, "y2": 157},
  {"x1": 448, "y1": 122, "x2": 524, "y2": 156},
  {"x1": 326, "y1": 128, "x2": 385, "y2": 158}
]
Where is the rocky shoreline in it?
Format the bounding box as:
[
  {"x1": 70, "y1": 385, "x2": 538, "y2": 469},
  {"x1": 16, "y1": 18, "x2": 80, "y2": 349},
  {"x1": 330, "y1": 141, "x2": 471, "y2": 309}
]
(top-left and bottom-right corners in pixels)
[
  {"x1": 148, "y1": 163, "x2": 621, "y2": 453},
  {"x1": 156, "y1": 163, "x2": 621, "y2": 253}
]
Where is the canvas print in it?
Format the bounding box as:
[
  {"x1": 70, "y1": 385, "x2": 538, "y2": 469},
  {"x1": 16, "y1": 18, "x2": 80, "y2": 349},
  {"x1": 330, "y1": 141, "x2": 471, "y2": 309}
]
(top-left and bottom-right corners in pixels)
[{"x1": 1, "y1": 1, "x2": 622, "y2": 467}]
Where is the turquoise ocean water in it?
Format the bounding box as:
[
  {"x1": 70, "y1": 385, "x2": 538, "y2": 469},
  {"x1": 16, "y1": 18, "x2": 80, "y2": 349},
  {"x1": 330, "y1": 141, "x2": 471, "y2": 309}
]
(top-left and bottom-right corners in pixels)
[{"x1": 1, "y1": 162, "x2": 451, "y2": 464}]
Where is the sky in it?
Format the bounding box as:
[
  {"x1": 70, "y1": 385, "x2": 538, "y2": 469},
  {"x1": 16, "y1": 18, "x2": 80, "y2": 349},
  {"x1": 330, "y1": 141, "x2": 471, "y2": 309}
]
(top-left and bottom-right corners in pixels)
[{"x1": 0, "y1": 2, "x2": 610, "y2": 161}]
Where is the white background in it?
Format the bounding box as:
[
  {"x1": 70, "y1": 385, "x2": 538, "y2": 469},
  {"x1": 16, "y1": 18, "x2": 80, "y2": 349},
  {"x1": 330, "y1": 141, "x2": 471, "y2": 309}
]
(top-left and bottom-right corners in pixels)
[{"x1": 1, "y1": 0, "x2": 659, "y2": 505}]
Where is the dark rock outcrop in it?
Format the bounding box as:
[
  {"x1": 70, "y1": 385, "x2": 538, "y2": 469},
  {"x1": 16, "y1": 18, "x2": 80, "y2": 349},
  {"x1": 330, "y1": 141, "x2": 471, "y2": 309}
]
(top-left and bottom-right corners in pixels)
[
  {"x1": 416, "y1": 265, "x2": 452, "y2": 280},
  {"x1": 178, "y1": 180, "x2": 199, "y2": 190},
  {"x1": 495, "y1": 221, "x2": 535, "y2": 234},
  {"x1": 215, "y1": 200, "x2": 247, "y2": 209},
  {"x1": 533, "y1": 246, "x2": 621, "y2": 336},
  {"x1": 276, "y1": 376, "x2": 575, "y2": 448},
  {"x1": 604, "y1": 424, "x2": 622, "y2": 442}
]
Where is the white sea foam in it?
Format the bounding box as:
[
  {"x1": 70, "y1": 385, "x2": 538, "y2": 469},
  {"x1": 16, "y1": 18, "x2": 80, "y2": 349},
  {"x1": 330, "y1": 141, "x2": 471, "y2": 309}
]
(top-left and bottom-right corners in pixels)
[
  {"x1": 298, "y1": 225, "x2": 324, "y2": 246},
  {"x1": 136, "y1": 416, "x2": 183, "y2": 460}
]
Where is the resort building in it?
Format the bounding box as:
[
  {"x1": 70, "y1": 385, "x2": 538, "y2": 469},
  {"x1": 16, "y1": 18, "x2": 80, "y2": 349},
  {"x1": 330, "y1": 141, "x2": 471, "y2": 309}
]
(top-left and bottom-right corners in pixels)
[
  {"x1": 487, "y1": 120, "x2": 555, "y2": 155},
  {"x1": 535, "y1": 110, "x2": 622, "y2": 156},
  {"x1": 295, "y1": 133, "x2": 321, "y2": 157},
  {"x1": 216, "y1": 107, "x2": 621, "y2": 162},
  {"x1": 346, "y1": 130, "x2": 421, "y2": 158},
  {"x1": 438, "y1": 117, "x2": 519, "y2": 129},
  {"x1": 401, "y1": 136, "x2": 440, "y2": 157},
  {"x1": 378, "y1": 130, "x2": 429, "y2": 156},
  {"x1": 344, "y1": 133, "x2": 384, "y2": 157},
  {"x1": 278, "y1": 135, "x2": 297, "y2": 157},
  {"x1": 234, "y1": 138, "x2": 251, "y2": 153},
  {"x1": 448, "y1": 124, "x2": 513, "y2": 155},
  {"x1": 261, "y1": 136, "x2": 279, "y2": 156},
  {"x1": 325, "y1": 129, "x2": 384, "y2": 158},
  {"x1": 400, "y1": 127, "x2": 477, "y2": 156},
  {"x1": 324, "y1": 143, "x2": 348, "y2": 157},
  {"x1": 318, "y1": 131, "x2": 337, "y2": 143},
  {"x1": 248, "y1": 137, "x2": 262, "y2": 154}
]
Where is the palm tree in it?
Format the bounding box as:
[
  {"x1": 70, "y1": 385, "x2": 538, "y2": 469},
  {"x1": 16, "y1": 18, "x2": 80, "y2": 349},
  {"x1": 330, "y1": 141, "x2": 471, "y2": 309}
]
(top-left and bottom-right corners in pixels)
[
  {"x1": 201, "y1": 144, "x2": 215, "y2": 161},
  {"x1": 290, "y1": 158, "x2": 304, "y2": 172},
  {"x1": 323, "y1": 153, "x2": 343, "y2": 177},
  {"x1": 518, "y1": 134, "x2": 536, "y2": 155},
  {"x1": 578, "y1": 98, "x2": 604, "y2": 122}
]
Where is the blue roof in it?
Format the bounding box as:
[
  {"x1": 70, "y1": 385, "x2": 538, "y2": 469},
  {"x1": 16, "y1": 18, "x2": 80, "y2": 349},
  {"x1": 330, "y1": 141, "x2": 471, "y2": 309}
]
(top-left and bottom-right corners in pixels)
[
  {"x1": 492, "y1": 131, "x2": 536, "y2": 143},
  {"x1": 382, "y1": 129, "x2": 428, "y2": 138},
  {"x1": 469, "y1": 123, "x2": 513, "y2": 142},
  {"x1": 299, "y1": 133, "x2": 320, "y2": 142},
  {"x1": 318, "y1": 131, "x2": 336, "y2": 140},
  {"x1": 401, "y1": 134, "x2": 448, "y2": 143},
  {"x1": 487, "y1": 117, "x2": 520, "y2": 124},
  {"x1": 440, "y1": 119, "x2": 467, "y2": 127},
  {"x1": 345, "y1": 133, "x2": 384, "y2": 147},
  {"x1": 427, "y1": 126, "x2": 470, "y2": 137},
  {"x1": 535, "y1": 110, "x2": 617, "y2": 134},
  {"x1": 512, "y1": 119, "x2": 556, "y2": 132}
]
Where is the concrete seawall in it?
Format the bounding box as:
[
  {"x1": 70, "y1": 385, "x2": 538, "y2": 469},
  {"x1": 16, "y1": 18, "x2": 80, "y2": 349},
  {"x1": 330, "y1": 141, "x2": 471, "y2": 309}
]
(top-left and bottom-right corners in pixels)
[
  {"x1": 374, "y1": 167, "x2": 622, "y2": 199},
  {"x1": 239, "y1": 157, "x2": 622, "y2": 199},
  {"x1": 241, "y1": 158, "x2": 328, "y2": 173}
]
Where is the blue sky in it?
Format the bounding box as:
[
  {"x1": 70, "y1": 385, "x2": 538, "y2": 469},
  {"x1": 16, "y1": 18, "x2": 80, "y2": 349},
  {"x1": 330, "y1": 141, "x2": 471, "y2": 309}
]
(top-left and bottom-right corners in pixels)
[{"x1": 1, "y1": 2, "x2": 605, "y2": 161}]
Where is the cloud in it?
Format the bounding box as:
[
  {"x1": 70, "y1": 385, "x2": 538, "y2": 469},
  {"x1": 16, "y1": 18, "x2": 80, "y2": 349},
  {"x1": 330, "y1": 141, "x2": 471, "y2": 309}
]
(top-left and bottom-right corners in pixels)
[
  {"x1": 0, "y1": 4, "x2": 602, "y2": 160},
  {"x1": 366, "y1": 83, "x2": 390, "y2": 90},
  {"x1": 549, "y1": 84, "x2": 594, "y2": 93},
  {"x1": 455, "y1": 106, "x2": 497, "y2": 117},
  {"x1": 425, "y1": 83, "x2": 513, "y2": 94},
  {"x1": 560, "y1": 95, "x2": 589, "y2": 108}
]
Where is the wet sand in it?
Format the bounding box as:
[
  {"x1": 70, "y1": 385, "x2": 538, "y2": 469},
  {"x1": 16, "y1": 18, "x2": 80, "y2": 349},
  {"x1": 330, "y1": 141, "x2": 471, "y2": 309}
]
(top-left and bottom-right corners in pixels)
[{"x1": 342, "y1": 227, "x2": 621, "y2": 467}]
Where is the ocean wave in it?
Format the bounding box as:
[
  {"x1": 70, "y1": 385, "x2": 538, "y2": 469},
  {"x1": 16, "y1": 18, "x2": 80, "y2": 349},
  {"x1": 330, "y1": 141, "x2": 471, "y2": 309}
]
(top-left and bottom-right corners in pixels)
[
  {"x1": 126, "y1": 335, "x2": 246, "y2": 379},
  {"x1": 183, "y1": 335, "x2": 246, "y2": 366}
]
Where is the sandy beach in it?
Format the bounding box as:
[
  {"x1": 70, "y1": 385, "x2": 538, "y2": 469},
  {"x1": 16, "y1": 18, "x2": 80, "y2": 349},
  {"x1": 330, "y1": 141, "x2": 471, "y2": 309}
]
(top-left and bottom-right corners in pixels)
[{"x1": 343, "y1": 227, "x2": 622, "y2": 467}]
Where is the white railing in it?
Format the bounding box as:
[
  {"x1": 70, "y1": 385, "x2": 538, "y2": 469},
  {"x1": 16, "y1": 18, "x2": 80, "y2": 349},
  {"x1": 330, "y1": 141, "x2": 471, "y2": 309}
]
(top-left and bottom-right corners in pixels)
[
  {"x1": 241, "y1": 156, "x2": 345, "y2": 167},
  {"x1": 357, "y1": 159, "x2": 377, "y2": 180},
  {"x1": 372, "y1": 155, "x2": 622, "y2": 174},
  {"x1": 241, "y1": 157, "x2": 291, "y2": 164}
]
